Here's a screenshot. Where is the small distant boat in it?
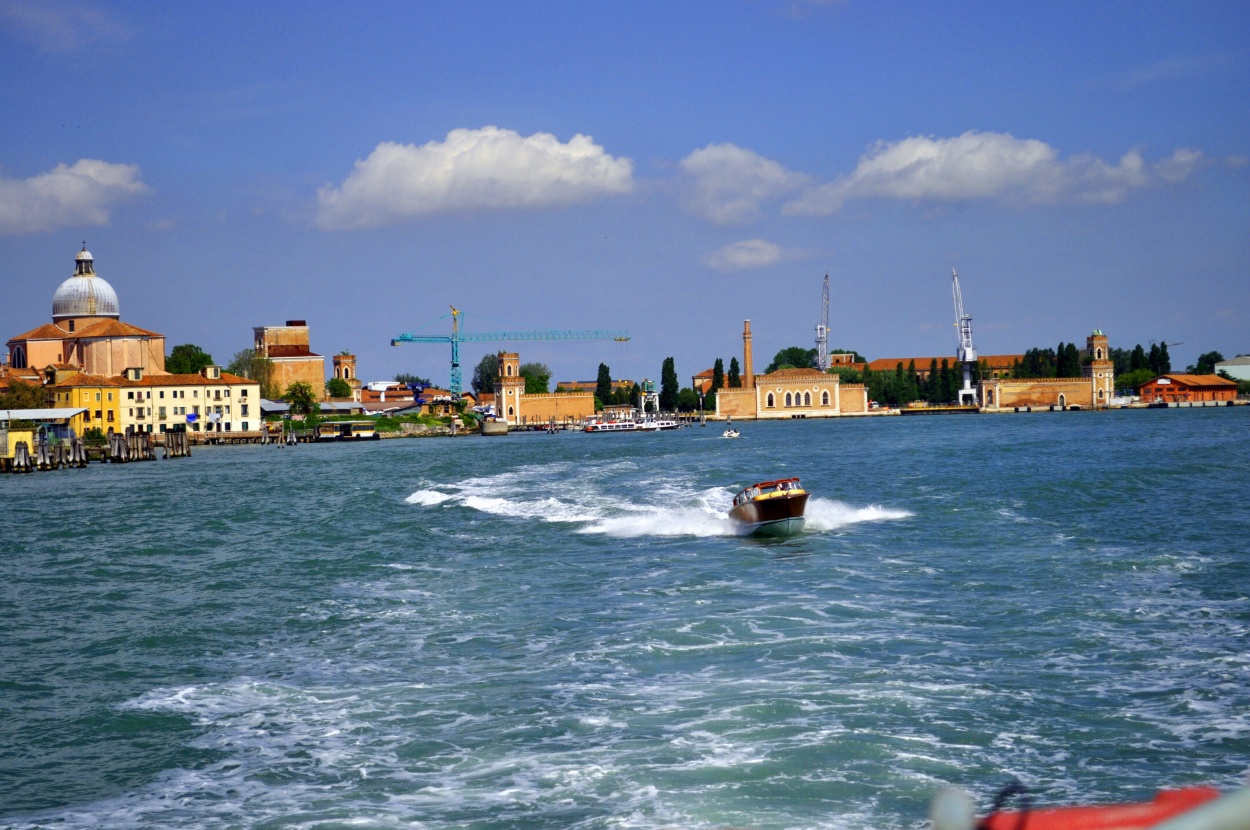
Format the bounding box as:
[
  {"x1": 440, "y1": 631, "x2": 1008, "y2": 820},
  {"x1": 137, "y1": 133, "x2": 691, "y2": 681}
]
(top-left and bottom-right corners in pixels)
[
  {"x1": 722, "y1": 428, "x2": 740, "y2": 439},
  {"x1": 728, "y1": 477, "x2": 808, "y2": 537}
]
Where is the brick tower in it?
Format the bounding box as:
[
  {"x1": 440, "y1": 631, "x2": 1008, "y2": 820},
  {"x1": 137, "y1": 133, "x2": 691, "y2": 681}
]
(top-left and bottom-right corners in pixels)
[
  {"x1": 1085, "y1": 330, "x2": 1114, "y2": 408},
  {"x1": 495, "y1": 351, "x2": 524, "y2": 424}
]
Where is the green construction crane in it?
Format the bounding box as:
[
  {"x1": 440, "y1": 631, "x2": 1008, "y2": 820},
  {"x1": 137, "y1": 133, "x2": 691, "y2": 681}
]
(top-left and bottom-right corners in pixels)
[{"x1": 391, "y1": 307, "x2": 631, "y2": 396}]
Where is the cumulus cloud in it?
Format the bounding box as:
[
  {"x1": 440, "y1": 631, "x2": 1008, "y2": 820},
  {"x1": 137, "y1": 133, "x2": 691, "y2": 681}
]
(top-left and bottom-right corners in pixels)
[
  {"x1": 0, "y1": 159, "x2": 150, "y2": 234},
  {"x1": 678, "y1": 143, "x2": 810, "y2": 224},
  {"x1": 783, "y1": 131, "x2": 1206, "y2": 215},
  {"x1": 316, "y1": 126, "x2": 634, "y2": 230},
  {"x1": 703, "y1": 238, "x2": 820, "y2": 271}
]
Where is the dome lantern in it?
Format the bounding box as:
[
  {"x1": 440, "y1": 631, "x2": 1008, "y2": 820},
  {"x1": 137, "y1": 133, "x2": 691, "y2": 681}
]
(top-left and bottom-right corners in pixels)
[{"x1": 52, "y1": 244, "x2": 120, "y2": 322}]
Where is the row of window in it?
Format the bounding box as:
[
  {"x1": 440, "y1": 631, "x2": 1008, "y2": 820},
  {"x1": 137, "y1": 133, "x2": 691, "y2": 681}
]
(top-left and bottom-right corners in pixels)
[{"x1": 764, "y1": 390, "x2": 831, "y2": 408}]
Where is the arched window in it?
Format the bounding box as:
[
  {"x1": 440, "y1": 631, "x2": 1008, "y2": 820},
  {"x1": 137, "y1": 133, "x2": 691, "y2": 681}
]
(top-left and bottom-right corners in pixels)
[
  {"x1": 506, "y1": 364, "x2": 513, "y2": 376},
  {"x1": 11, "y1": 346, "x2": 25, "y2": 369},
  {"x1": 508, "y1": 405, "x2": 514, "y2": 415},
  {"x1": 784, "y1": 392, "x2": 792, "y2": 407},
  {"x1": 821, "y1": 390, "x2": 829, "y2": 406},
  {"x1": 766, "y1": 392, "x2": 775, "y2": 408},
  {"x1": 803, "y1": 391, "x2": 811, "y2": 407}
]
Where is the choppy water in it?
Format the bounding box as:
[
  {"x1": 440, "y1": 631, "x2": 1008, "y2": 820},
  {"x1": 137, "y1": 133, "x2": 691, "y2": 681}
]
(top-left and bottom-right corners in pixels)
[{"x1": 2, "y1": 409, "x2": 1247, "y2": 829}]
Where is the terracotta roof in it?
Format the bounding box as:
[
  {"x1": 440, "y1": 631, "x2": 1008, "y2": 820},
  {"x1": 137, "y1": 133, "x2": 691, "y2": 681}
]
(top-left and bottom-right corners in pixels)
[
  {"x1": 867, "y1": 354, "x2": 1023, "y2": 372},
  {"x1": 50, "y1": 371, "x2": 255, "y2": 389},
  {"x1": 267, "y1": 345, "x2": 321, "y2": 358},
  {"x1": 48, "y1": 372, "x2": 123, "y2": 388},
  {"x1": 7, "y1": 322, "x2": 69, "y2": 342},
  {"x1": 762, "y1": 367, "x2": 830, "y2": 379},
  {"x1": 72, "y1": 319, "x2": 163, "y2": 339},
  {"x1": 1151, "y1": 374, "x2": 1238, "y2": 387}
]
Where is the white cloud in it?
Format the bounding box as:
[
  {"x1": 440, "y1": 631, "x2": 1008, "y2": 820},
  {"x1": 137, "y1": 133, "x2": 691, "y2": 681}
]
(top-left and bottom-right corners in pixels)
[
  {"x1": 0, "y1": 159, "x2": 150, "y2": 234},
  {"x1": 702, "y1": 239, "x2": 785, "y2": 271},
  {"x1": 0, "y1": 1, "x2": 131, "y2": 52},
  {"x1": 316, "y1": 126, "x2": 634, "y2": 230},
  {"x1": 783, "y1": 131, "x2": 1206, "y2": 215},
  {"x1": 678, "y1": 143, "x2": 809, "y2": 224}
]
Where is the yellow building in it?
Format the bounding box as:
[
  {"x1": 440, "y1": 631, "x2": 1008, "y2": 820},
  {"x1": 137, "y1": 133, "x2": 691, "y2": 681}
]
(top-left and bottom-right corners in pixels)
[
  {"x1": 254, "y1": 320, "x2": 325, "y2": 400},
  {"x1": 714, "y1": 321, "x2": 868, "y2": 420},
  {"x1": 49, "y1": 366, "x2": 261, "y2": 435},
  {"x1": 494, "y1": 352, "x2": 596, "y2": 426}
]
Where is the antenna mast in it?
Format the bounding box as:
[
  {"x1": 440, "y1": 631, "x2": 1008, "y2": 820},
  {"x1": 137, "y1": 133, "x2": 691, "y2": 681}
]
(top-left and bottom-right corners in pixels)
[
  {"x1": 815, "y1": 273, "x2": 830, "y2": 371},
  {"x1": 951, "y1": 269, "x2": 978, "y2": 405}
]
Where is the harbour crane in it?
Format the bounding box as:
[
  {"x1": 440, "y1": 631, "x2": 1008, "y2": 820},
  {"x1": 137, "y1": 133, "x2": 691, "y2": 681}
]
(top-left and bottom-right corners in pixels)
[
  {"x1": 815, "y1": 273, "x2": 830, "y2": 371},
  {"x1": 391, "y1": 307, "x2": 630, "y2": 396},
  {"x1": 951, "y1": 269, "x2": 978, "y2": 405}
]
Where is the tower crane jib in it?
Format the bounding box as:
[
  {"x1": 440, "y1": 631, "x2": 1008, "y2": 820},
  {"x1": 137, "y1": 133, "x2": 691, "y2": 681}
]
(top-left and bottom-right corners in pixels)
[{"x1": 391, "y1": 309, "x2": 630, "y2": 396}]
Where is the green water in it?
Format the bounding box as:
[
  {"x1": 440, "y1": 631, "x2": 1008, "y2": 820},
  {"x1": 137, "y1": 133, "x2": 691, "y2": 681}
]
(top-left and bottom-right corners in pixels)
[{"x1": 2, "y1": 409, "x2": 1247, "y2": 828}]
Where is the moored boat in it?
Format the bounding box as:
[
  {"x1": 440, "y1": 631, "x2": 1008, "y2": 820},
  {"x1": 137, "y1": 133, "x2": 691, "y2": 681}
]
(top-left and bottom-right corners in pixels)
[
  {"x1": 480, "y1": 418, "x2": 508, "y2": 436},
  {"x1": 728, "y1": 477, "x2": 808, "y2": 537}
]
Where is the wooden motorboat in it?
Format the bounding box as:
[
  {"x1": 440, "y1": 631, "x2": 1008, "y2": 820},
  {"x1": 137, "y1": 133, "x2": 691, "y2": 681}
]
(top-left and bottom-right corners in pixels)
[{"x1": 728, "y1": 477, "x2": 808, "y2": 537}]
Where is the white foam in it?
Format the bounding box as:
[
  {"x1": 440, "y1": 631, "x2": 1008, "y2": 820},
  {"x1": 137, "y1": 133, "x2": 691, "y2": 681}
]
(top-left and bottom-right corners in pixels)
[
  {"x1": 405, "y1": 490, "x2": 453, "y2": 505},
  {"x1": 804, "y1": 498, "x2": 912, "y2": 532},
  {"x1": 579, "y1": 508, "x2": 740, "y2": 538}
]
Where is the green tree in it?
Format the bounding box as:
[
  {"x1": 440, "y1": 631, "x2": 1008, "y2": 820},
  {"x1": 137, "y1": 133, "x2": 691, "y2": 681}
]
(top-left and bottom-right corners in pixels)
[
  {"x1": 827, "y1": 347, "x2": 866, "y2": 362},
  {"x1": 1130, "y1": 344, "x2": 1148, "y2": 372},
  {"x1": 283, "y1": 381, "x2": 319, "y2": 416},
  {"x1": 904, "y1": 360, "x2": 919, "y2": 402},
  {"x1": 711, "y1": 358, "x2": 724, "y2": 392},
  {"x1": 1014, "y1": 347, "x2": 1058, "y2": 379},
  {"x1": 1055, "y1": 342, "x2": 1081, "y2": 377},
  {"x1": 519, "y1": 362, "x2": 551, "y2": 394},
  {"x1": 1187, "y1": 351, "x2": 1224, "y2": 374},
  {"x1": 0, "y1": 379, "x2": 47, "y2": 409},
  {"x1": 1148, "y1": 343, "x2": 1162, "y2": 374},
  {"x1": 728, "y1": 357, "x2": 741, "y2": 388},
  {"x1": 675, "y1": 387, "x2": 698, "y2": 412},
  {"x1": 166, "y1": 343, "x2": 214, "y2": 375},
  {"x1": 595, "y1": 363, "x2": 612, "y2": 408},
  {"x1": 659, "y1": 357, "x2": 679, "y2": 412},
  {"x1": 1116, "y1": 367, "x2": 1156, "y2": 393},
  {"x1": 765, "y1": 346, "x2": 817, "y2": 373},
  {"x1": 470, "y1": 354, "x2": 498, "y2": 393},
  {"x1": 225, "y1": 349, "x2": 277, "y2": 398},
  {"x1": 925, "y1": 358, "x2": 940, "y2": 403},
  {"x1": 326, "y1": 377, "x2": 352, "y2": 398},
  {"x1": 1158, "y1": 342, "x2": 1172, "y2": 374},
  {"x1": 395, "y1": 372, "x2": 431, "y2": 387}
]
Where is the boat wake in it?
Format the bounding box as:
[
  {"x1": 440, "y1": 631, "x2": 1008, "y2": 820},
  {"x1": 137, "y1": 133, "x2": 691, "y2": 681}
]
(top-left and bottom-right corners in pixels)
[{"x1": 405, "y1": 465, "x2": 911, "y2": 539}]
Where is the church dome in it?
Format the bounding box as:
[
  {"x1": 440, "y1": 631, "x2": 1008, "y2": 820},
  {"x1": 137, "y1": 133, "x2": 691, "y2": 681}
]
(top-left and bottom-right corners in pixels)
[{"x1": 52, "y1": 246, "x2": 120, "y2": 321}]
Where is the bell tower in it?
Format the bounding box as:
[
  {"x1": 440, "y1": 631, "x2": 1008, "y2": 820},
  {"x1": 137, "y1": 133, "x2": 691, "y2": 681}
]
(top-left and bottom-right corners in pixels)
[
  {"x1": 332, "y1": 353, "x2": 361, "y2": 398},
  {"x1": 1085, "y1": 330, "x2": 1114, "y2": 408},
  {"x1": 495, "y1": 351, "x2": 524, "y2": 424}
]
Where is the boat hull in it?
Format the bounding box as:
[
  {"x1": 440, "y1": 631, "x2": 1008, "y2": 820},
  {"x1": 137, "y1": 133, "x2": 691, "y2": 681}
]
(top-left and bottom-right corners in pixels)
[
  {"x1": 729, "y1": 492, "x2": 809, "y2": 537},
  {"x1": 481, "y1": 420, "x2": 508, "y2": 436}
]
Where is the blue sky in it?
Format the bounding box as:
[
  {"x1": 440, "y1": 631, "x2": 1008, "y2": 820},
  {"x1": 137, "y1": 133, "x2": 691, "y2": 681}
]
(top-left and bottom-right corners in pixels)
[{"x1": 1, "y1": 1, "x2": 1246, "y2": 388}]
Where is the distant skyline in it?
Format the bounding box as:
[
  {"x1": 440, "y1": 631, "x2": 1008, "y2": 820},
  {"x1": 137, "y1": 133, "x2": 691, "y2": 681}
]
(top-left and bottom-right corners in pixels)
[{"x1": 2, "y1": 1, "x2": 1247, "y2": 388}]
